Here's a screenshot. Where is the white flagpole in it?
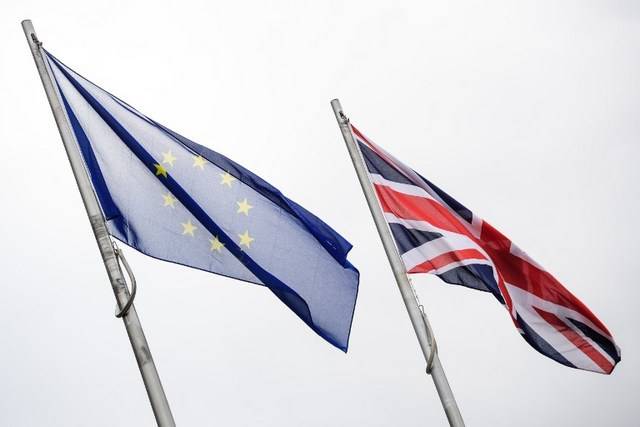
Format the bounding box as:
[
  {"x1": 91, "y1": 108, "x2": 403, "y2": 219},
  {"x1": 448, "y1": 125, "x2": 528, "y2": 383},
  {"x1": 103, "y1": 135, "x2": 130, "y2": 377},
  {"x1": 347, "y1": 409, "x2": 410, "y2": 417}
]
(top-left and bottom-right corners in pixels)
[
  {"x1": 22, "y1": 20, "x2": 176, "y2": 427},
  {"x1": 331, "y1": 99, "x2": 464, "y2": 426}
]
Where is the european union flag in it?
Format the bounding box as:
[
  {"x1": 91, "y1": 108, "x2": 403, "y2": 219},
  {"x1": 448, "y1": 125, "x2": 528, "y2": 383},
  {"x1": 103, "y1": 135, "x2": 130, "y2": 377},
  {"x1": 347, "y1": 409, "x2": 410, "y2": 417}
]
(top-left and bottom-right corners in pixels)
[{"x1": 44, "y1": 51, "x2": 359, "y2": 351}]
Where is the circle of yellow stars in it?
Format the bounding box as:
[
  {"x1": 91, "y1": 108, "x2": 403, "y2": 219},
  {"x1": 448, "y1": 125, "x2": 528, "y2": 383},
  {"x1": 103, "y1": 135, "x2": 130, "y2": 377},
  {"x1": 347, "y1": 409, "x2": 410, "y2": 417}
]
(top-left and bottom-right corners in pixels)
[{"x1": 155, "y1": 151, "x2": 255, "y2": 252}]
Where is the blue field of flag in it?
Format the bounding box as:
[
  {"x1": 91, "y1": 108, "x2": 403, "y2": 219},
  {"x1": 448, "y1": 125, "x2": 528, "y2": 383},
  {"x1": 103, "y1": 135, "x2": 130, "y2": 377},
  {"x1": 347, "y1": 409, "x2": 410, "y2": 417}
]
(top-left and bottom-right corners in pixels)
[{"x1": 45, "y1": 51, "x2": 359, "y2": 351}]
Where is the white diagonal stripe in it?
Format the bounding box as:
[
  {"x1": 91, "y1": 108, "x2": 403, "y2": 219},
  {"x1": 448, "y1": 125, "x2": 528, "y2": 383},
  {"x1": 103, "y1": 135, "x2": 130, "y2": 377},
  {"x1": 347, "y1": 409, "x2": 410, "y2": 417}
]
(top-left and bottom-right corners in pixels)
[
  {"x1": 369, "y1": 173, "x2": 435, "y2": 200},
  {"x1": 506, "y1": 283, "x2": 615, "y2": 371},
  {"x1": 506, "y1": 283, "x2": 615, "y2": 344},
  {"x1": 385, "y1": 212, "x2": 490, "y2": 262},
  {"x1": 401, "y1": 232, "x2": 487, "y2": 271}
]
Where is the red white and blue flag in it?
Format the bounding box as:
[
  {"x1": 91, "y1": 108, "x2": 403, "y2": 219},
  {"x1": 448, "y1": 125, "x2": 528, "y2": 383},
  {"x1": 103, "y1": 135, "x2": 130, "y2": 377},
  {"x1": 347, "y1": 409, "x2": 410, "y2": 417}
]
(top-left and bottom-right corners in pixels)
[{"x1": 351, "y1": 124, "x2": 621, "y2": 374}]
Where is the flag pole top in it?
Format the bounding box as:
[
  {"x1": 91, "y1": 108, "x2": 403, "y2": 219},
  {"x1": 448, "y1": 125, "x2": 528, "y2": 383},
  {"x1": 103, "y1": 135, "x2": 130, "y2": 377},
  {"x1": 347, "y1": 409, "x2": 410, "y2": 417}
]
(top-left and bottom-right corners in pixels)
[
  {"x1": 330, "y1": 99, "x2": 349, "y2": 124},
  {"x1": 21, "y1": 20, "x2": 42, "y2": 47}
]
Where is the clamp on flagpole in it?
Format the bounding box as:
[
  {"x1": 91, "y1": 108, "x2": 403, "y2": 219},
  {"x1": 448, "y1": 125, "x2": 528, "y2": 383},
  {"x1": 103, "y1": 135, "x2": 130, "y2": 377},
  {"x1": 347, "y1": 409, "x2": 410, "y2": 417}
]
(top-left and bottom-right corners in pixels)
[
  {"x1": 419, "y1": 304, "x2": 438, "y2": 374},
  {"x1": 336, "y1": 106, "x2": 350, "y2": 125},
  {"x1": 30, "y1": 33, "x2": 42, "y2": 47},
  {"x1": 113, "y1": 242, "x2": 137, "y2": 318},
  {"x1": 409, "y1": 275, "x2": 439, "y2": 375}
]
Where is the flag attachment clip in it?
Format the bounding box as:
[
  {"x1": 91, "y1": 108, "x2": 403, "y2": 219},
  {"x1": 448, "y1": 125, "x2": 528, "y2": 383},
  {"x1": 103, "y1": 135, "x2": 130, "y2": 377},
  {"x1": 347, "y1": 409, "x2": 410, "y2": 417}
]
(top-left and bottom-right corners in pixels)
[
  {"x1": 30, "y1": 32, "x2": 41, "y2": 47},
  {"x1": 419, "y1": 305, "x2": 438, "y2": 374},
  {"x1": 113, "y1": 243, "x2": 137, "y2": 318}
]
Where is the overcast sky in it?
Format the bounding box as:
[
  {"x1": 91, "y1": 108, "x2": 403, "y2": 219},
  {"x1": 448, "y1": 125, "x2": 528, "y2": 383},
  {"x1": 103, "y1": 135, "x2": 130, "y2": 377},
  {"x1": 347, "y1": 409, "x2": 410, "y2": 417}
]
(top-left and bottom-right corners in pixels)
[{"x1": 1, "y1": 1, "x2": 638, "y2": 426}]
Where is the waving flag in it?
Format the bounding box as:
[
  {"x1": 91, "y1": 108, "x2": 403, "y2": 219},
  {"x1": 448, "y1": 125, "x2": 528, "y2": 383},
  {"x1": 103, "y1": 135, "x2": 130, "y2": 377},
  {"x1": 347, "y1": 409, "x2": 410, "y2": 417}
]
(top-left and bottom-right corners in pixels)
[
  {"x1": 43, "y1": 50, "x2": 359, "y2": 351},
  {"x1": 351, "y1": 124, "x2": 620, "y2": 373}
]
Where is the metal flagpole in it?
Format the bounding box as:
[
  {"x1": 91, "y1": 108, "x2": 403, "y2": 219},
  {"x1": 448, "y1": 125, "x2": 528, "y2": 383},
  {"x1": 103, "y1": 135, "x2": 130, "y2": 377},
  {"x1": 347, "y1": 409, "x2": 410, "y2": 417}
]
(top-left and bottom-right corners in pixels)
[
  {"x1": 22, "y1": 20, "x2": 176, "y2": 427},
  {"x1": 331, "y1": 99, "x2": 465, "y2": 427}
]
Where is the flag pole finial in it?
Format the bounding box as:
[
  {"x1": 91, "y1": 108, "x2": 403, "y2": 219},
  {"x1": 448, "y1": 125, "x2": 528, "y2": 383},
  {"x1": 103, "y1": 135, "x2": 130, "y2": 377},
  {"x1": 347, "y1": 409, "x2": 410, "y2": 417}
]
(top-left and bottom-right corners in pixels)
[
  {"x1": 330, "y1": 98, "x2": 349, "y2": 124},
  {"x1": 21, "y1": 20, "x2": 42, "y2": 47}
]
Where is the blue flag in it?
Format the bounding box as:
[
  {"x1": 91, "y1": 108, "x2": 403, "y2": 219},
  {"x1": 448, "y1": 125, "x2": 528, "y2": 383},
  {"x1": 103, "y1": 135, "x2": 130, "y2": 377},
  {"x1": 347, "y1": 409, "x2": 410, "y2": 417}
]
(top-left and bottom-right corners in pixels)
[{"x1": 44, "y1": 51, "x2": 359, "y2": 351}]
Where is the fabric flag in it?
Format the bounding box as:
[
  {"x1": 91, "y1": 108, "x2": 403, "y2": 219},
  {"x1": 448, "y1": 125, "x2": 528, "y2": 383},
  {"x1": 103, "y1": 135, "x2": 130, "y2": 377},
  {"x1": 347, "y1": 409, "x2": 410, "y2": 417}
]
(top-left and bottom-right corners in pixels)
[
  {"x1": 351, "y1": 124, "x2": 620, "y2": 373},
  {"x1": 43, "y1": 50, "x2": 359, "y2": 351}
]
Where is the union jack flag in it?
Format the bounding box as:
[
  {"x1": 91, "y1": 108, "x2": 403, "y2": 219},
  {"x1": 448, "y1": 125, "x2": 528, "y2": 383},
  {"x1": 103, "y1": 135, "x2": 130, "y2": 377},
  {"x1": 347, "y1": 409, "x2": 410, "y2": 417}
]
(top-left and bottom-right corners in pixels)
[{"x1": 351, "y1": 124, "x2": 621, "y2": 374}]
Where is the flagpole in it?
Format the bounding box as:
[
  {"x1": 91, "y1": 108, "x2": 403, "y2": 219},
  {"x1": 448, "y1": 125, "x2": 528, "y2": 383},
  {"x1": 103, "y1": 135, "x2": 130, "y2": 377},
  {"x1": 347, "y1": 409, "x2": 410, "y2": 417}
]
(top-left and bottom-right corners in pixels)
[
  {"x1": 22, "y1": 20, "x2": 176, "y2": 427},
  {"x1": 331, "y1": 99, "x2": 464, "y2": 426}
]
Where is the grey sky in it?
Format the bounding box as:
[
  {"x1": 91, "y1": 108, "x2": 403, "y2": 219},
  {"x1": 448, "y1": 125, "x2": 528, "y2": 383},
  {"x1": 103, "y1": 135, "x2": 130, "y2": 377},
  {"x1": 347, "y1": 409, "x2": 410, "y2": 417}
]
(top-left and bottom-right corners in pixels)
[{"x1": 1, "y1": 1, "x2": 638, "y2": 425}]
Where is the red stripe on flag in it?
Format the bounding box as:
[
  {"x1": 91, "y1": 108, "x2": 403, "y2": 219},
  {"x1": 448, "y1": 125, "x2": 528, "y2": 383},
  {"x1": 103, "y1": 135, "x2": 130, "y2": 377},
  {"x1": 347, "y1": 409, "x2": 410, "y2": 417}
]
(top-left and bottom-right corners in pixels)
[
  {"x1": 374, "y1": 182, "x2": 612, "y2": 337},
  {"x1": 351, "y1": 125, "x2": 368, "y2": 143},
  {"x1": 373, "y1": 184, "x2": 475, "y2": 238},
  {"x1": 408, "y1": 249, "x2": 487, "y2": 274},
  {"x1": 534, "y1": 307, "x2": 614, "y2": 374},
  {"x1": 479, "y1": 223, "x2": 613, "y2": 336}
]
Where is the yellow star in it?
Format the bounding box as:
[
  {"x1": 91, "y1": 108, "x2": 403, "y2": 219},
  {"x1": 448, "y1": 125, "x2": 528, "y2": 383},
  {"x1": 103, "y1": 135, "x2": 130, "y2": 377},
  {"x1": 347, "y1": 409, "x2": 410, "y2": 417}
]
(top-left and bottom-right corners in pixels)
[
  {"x1": 162, "y1": 192, "x2": 177, "y2": 208},
  {"x1": 220, "y1": 171, "x2": 236, "y2": 187},
  {"x1": 154, "y1": 163, "x2": 168, "y2": 178},
  {"x1": 209, "y1": 236, "x2": 225, "y2": 252},
  {"x1": 238, "y1": 230, "x2": 254, "y2": 248},
  {"x1": 181, "y1": 219, "x2": 197, "y2": 236},
  {"x1": 162, "y1": 150, "x2": 177, "y2": 167},
  {"x1": 236, "y1": 198, "x2": 253, "y2": 216},
  {"x1": 193, "y1": 155, "x2": 206, "y2": 170}
]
